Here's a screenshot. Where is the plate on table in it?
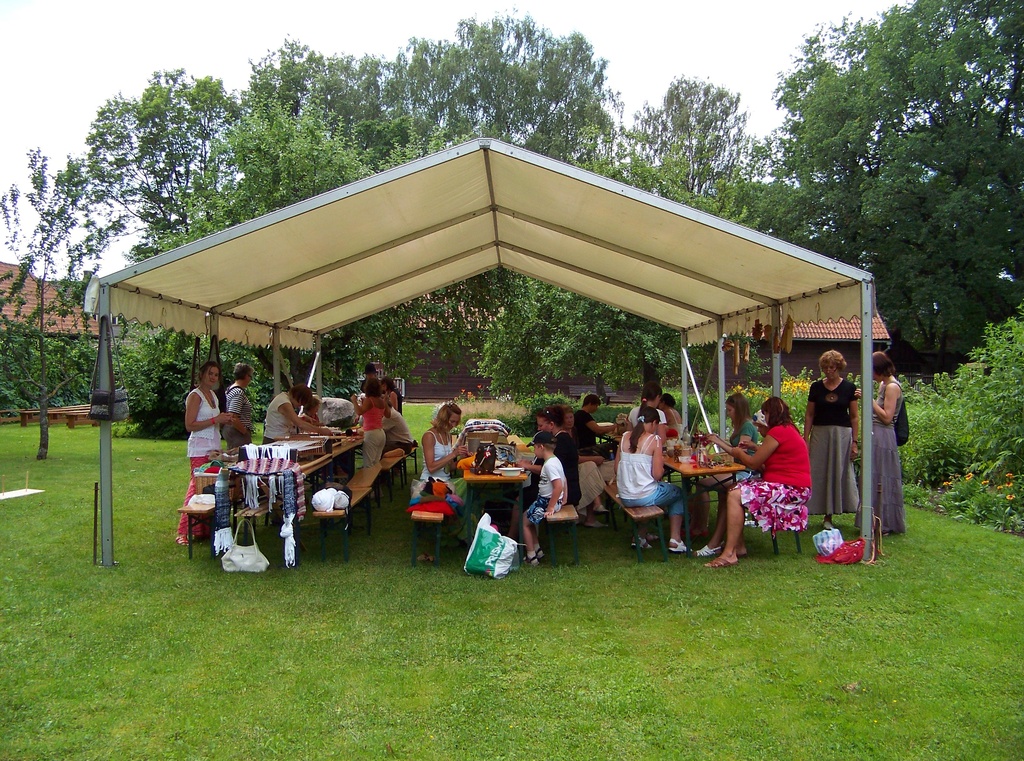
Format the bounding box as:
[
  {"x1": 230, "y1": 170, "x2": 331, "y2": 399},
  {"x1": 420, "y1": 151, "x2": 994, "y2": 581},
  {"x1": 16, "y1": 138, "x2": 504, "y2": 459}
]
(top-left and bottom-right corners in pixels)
[{"x1": 496, "y1": 467, "x2": 524, "y2": 477}]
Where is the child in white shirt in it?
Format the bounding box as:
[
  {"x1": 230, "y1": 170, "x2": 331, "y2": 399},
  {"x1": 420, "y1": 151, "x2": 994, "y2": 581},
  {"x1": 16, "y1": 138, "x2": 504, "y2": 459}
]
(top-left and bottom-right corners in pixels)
[{"x1": 522, "y1": 431, "x2": 565, "y2": 566}]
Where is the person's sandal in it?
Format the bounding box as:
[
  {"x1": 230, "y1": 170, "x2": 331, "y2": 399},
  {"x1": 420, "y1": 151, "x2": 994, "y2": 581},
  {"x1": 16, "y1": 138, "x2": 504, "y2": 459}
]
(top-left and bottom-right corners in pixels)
[
  {"x1": 668, "y1": 538, "x2": 689, "y2": 554},
  {"x1": 524, "y1": 552, "x2": 540, "y2": 566},
  {"x1": 695, "y1": 544, "x2": 722, "y2": 558}
]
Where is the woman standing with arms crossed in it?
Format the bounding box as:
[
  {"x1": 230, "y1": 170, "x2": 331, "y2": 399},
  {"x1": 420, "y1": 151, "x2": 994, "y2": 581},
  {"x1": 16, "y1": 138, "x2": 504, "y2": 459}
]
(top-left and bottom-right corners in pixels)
[
  {"x1": 177, "y1": 361, "x2": 236, "y2": 545},
  {"x1": 861, "y1": 352, "x2": 906, "y2": 535},
  {"x1": 223, "y1": 362, "x2": 254, "y2": 450},
  {"x1": 804, "y1": 350, "x2": 859, "y2": 530}
]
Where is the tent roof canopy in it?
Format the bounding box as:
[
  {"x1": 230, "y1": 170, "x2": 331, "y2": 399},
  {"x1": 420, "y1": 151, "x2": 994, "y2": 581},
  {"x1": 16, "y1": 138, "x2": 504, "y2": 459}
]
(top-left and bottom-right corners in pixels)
[{"x1": 100, "y1": 139, "x2": 872, "y2": 350}]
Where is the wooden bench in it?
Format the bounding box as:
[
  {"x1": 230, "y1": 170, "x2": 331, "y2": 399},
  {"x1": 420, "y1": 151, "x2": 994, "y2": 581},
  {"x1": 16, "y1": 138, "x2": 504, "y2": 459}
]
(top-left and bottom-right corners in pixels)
[
  {"x1": 410, "y1": 510, "x2": 445, "y2": 567},
  {"x1": 177, "y1": 503, "x2": 215, "y2": 559},
  {"x1": 543, "y1": 504, "x2": 580, "y2": 566},
  {"x1": 311, "y1": 477, "x2": 377, "y2": 561},
  {"x1": 19, "y1": 404, "x2": 101, "y2": 428},
  {"x1": 603, "y1": 483, "x2": 669, "y2": 562},
  {"x1": 377, "y1": 452, "x2": 406, "y2": 501},
  {"x1": 346, "y1": 464, "x2": 382, "y2": 535}
]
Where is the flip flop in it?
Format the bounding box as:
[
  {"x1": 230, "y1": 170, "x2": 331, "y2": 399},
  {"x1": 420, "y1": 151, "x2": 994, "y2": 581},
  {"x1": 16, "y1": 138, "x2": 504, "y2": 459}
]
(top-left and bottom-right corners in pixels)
[
  {"x1": 417, "y1": 553, "x2": 434, "y2": 563},
  {"x1": 705, "y1": 556, "x2": 738, "y2": 568}
]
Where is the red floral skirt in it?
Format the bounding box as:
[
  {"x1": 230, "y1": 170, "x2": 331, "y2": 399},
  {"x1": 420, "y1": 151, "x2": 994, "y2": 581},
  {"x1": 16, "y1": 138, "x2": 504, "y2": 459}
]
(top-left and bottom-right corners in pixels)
[{"x1": 740, "y1": 480, "x2": 811, "y2": 535}]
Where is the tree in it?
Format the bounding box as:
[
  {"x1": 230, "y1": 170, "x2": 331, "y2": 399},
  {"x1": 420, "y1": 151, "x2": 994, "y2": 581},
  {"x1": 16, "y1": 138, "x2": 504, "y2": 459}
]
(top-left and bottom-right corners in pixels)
[
  {"x1": 632, "y1": 76, "x2": 750, "y2": 200},
  {"x1": 479, "y1": 276, "x2": 682, "y2": 399},
  {"x1": 386, "y1": 14, "x2": 620, "y2": 161},
  {"x1": 762, "y1": 0, "x2": 1024, "y2": 362},
  {"x1": 1, "y1": 151, "x2": 112, "y2": 458},
  {"x1": 86, "y1": 70, "x2": 240, "y2": 261}
]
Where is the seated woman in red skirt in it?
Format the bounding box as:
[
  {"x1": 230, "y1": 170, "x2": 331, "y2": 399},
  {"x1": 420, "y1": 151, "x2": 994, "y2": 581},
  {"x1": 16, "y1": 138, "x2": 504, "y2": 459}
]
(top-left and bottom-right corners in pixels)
[{"x1": 705, "y1": 396, "x2": 811, "y2": 568}]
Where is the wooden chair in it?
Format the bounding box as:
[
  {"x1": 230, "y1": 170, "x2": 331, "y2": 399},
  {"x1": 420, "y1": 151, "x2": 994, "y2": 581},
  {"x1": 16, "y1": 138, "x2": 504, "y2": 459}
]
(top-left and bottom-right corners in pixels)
[
  {"x1": 410, "y1": 510, "x2": 445, "y2": 567},
  {"x1": 543, "y1": 504, "x2": 580, "y2": 566}
]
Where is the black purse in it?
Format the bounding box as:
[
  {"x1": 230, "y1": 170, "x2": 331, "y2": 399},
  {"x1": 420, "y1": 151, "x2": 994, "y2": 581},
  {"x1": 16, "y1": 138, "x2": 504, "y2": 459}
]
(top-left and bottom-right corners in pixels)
[{"x1": 88, "y1": 315, "x2": 130, "y2": 422}]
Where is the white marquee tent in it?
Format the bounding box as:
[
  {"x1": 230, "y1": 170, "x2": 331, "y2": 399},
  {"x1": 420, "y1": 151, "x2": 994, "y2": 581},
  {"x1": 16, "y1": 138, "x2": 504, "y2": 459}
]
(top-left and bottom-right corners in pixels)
[{"x1": 92, "y1": 138, "x2": 879, "y2": 565}]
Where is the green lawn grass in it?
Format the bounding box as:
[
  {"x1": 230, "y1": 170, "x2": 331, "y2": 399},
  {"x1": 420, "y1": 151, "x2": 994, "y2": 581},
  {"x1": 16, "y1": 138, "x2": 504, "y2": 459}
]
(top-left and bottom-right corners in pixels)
[{"x1": 1, "y1": 410, "x2": 1023, "y2": 760}]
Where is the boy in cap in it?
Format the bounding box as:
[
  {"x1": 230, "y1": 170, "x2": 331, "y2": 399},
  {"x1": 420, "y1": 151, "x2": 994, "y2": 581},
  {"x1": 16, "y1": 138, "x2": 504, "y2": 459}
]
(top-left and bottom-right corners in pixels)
[{"x1": 522, "y1": 431, "x2": 565, "y2": 565}]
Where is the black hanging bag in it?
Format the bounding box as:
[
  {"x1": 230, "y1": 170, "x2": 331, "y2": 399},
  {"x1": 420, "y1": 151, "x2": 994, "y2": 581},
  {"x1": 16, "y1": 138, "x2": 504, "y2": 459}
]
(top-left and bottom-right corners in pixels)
[
  {"x1": 894, "y1": 398, "x2": 909, "y2": 447},
  {"x1": 88, "y1": 314, "x2": 130, "y2": 422}
]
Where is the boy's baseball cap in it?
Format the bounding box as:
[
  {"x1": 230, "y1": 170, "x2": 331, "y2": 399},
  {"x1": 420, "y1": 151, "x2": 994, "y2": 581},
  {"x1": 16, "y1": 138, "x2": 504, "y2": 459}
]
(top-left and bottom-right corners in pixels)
[{"x1": 531, "y1": 431, "x2": 555, "y2": 446}]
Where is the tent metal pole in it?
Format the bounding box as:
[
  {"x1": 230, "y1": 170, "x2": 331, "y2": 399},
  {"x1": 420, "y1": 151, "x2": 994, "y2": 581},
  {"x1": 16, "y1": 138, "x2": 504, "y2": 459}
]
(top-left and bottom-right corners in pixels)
[
  {"x1": 860, "y1": 280, "x2": 875, "y2": 554},
  {"x1": 717, "y1": 323, "x2": 727, "y2": 438},
  {"x1": 313, "y1": 335, "x2": 323, "y2": 393},
  {"x1": 772, "y1": 306, "x2": 783, "y2": 397},
  {"x1": 272, "y1": 329, "x2": 281, "y2": 396},
  {"x1": 97, "y1": 285, "x2": 115, "y2": 567},
  {"x1": 682, "y1": 349, "x2": 712, "y2": 433},
  {"x1": 679, "y1": 331, "x2": 688, "y2": 433}
]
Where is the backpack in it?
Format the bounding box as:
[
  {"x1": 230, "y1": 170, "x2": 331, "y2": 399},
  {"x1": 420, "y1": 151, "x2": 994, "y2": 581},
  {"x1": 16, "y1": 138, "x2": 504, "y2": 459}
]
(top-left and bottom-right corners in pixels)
[{"x1": 894, "y1": 398, "x2": 909, "y2": 447}]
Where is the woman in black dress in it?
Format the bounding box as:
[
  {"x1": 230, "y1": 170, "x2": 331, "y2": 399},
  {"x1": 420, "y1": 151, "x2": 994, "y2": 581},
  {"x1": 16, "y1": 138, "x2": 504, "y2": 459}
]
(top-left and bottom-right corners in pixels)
[{"x1": 803, "y1": 350, "x2": 860, "y2": 529}]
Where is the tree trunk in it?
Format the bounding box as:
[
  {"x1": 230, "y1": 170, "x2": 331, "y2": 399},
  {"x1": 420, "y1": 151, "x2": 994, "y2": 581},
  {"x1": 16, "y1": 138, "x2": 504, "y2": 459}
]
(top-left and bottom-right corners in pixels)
[
  {"x1": 594, "y1": 374, "x2": 608, "y2": 405},
  {"x1": 641, "y1": 358, "x2": 659, "y2": 387},
  {"x1": 36, "y1": 331, "x2": 49, "y2": 461}
]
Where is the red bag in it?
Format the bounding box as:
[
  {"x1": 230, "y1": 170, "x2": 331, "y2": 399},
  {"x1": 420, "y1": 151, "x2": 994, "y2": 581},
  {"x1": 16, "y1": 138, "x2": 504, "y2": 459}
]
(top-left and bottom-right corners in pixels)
[{"x1": 816, "y1": 538, "x2": 865, "y2": 565}]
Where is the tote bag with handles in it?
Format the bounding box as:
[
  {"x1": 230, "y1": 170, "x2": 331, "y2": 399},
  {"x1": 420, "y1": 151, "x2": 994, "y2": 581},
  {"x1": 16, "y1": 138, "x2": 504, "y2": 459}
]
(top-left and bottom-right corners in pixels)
[{"x1": 88, "y1": 314, "x2": 130, "y2": 422}]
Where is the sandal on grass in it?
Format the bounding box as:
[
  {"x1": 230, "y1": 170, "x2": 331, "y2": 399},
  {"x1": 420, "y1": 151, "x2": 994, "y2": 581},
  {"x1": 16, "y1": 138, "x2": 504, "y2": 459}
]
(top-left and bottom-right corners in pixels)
[
  {"x1": 705, "y1": 556, "x2": 738, "y2": 568},
  {"x1": 417, "y1": 553, "x2": 434, "y2": 563},
  {"x1": 695, "y1": 544, "x2": 722, "y2": 558}
]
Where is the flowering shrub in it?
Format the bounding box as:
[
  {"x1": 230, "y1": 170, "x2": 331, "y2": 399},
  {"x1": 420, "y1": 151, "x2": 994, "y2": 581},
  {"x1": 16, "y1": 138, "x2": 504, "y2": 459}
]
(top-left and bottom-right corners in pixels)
[
  {"x1": 727, "y1": 368, "x2": 813, "y2": 426},
  {"x1": 938, "y1": 471, "x2": 1024, "y2": 533}
]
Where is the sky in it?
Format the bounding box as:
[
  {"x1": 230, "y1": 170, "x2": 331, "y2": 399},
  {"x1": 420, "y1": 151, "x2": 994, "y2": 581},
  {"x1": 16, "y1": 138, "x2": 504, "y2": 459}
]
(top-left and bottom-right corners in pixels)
[{"x1": 0, "y1": 0, "x2": 904, "y2": 273}]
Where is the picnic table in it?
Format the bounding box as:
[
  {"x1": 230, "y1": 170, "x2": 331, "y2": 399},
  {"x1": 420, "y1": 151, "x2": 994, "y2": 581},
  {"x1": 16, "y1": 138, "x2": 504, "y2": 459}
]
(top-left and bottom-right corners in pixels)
[
  {"x1": 462, "y1": 469, "x2": 529, "y2": 534},
  {"x1": 19, "y1": 404, "x2": 100, "y2": 428},
  {"x1": 663, "y1": 458, "x2": 746, "y2": 553}
]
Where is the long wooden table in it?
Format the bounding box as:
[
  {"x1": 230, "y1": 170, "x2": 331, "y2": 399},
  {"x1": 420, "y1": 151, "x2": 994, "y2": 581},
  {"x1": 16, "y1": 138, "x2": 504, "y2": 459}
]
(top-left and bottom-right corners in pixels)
[
  {"x1": 663, "y1": 459, "x2": 747, "y2": 553},
  {"x1": 462, "y1": 470, "x2": 530, "y2": 536}
]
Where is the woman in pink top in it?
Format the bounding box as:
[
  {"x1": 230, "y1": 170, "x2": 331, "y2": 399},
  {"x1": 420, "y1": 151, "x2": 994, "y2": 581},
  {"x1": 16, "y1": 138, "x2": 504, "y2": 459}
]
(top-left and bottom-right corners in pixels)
[
  {"x1": 354, "y1": 377, "x2": 390, "y2": 466},
  {"x1": 705, "y1": 397, "x2": 811, "y2": 568}
]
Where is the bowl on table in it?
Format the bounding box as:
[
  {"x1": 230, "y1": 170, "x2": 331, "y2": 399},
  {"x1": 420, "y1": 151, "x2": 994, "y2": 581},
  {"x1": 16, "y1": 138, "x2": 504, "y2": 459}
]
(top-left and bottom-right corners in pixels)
[{"x1": 496, "y1": 466, "x2": 524, "y2": 477}]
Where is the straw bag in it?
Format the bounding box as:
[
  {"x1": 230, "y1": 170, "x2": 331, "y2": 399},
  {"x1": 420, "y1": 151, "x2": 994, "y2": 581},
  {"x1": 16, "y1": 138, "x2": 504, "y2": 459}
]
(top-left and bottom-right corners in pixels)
[{"x1": 221, "y1": 519, "x2": 269, "y2": 573}]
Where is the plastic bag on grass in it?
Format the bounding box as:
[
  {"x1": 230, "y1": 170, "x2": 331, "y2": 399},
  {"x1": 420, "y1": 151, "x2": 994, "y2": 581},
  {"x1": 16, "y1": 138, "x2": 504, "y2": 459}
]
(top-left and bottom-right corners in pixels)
[
  {"x1": 464, "y1": 512, "x2": 519, "y2": 578},
  {"x1": 812, "y1": 527, "x2": 844, "y2": 557}
]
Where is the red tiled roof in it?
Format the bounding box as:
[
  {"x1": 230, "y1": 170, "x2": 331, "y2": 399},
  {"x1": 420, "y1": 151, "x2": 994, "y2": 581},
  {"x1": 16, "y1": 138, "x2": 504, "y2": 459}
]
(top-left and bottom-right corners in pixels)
[
  {"x1": 794, "y1": 316, "x2": 889, "y2": 341},
  {"x1": 0, "y1": 261, "x2": 97, "y2": 336}
]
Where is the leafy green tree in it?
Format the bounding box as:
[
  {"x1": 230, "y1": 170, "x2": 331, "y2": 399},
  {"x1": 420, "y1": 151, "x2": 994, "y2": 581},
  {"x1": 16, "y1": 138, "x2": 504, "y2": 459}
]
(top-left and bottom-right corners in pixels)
[
  {"x1": 762, "y1": 0, "x2": 1024, "y2": 361},
  {"x1": 387, "y1": 14, "x2": 620, "y2": 161},
  {"x1": 479, "y1": 276, "x2": 682, "y2": 399},
  {"x1": 633, "y1": 76, "x2": 750, "y2": 200},
  {"x1": 1, "y1": 151, "x2": 112, "y2": 458},
  {"x1": 86, "y1": 70, "x2": 240, "y2": 261}
]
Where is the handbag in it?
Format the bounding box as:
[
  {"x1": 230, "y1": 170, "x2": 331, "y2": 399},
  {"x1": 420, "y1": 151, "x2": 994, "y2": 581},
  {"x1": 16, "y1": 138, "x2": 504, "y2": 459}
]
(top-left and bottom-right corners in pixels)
[
  {"x1": 473, "y1": 443, "x2": 497, "y2": 474},
  {"x1": 88, "y1": 314, "x2": 130, "y2": 422},
  {"x1": 221, "y1": 519, "x2": 270, "y2": 573}
]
